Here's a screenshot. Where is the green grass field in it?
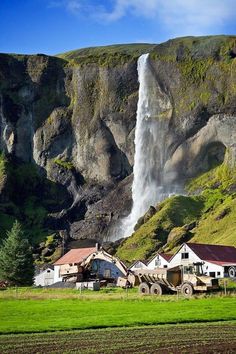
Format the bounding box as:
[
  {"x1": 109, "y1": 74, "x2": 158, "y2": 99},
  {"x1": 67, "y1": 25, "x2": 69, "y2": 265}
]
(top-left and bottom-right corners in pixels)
[
  {"x1": 0, "y1": 288, "x2": 236, "y2": 353},
  {"x1": 0, "y1": 294, "x2": 236, "y2": 334}
]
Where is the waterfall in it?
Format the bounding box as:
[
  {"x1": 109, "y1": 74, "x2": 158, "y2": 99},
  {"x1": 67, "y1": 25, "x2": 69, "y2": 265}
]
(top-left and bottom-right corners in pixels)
[{"x1": 116, "y1": 53, "x2": 177, "y2": 239}]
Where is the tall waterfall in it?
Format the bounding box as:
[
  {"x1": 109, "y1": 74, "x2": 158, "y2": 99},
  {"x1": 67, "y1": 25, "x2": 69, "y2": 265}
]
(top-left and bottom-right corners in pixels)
[{"x1": 117, "y1": 53, "x2": 177, "y2": 238}]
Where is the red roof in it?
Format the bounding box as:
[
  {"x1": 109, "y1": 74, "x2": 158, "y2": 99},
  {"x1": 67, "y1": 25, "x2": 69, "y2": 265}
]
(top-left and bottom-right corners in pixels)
[
  {"x1": 160, "y1": 253, "x2": 172, "y2": 262},
  {"x1": 187, "y1": 243, "x2": 236, "y2": 264},
  {"x1": 54, "y1": 247, "x2": 96, "y2": 265}
]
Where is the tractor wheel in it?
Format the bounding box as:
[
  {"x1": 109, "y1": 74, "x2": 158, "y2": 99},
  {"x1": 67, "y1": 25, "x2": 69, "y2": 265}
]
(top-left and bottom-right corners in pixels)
[
  {"x1": 181, "y1": 283, "x2": 194, "y2": 298},
  {"x1": 138, "y1": 282, "x2": 150, "y2": 295},
  {"x1": 228, "y1": 266, "x2": 236, "y2": 278},
  {"x1": 150, "y1": 283, "x2": 163, "y2": 296}
]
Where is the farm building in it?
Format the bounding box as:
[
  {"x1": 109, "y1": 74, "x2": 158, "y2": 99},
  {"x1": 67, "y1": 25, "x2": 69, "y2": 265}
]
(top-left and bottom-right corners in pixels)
[
  {"x1": 84, "y1": 249, "x2": 127, "y2": 280},
  {"x1": 129, "y1": 260, "x2": 147, "y2": 271},
  {"x1": 34, "y1": 265, "x2": 54, "y2": 286},
  {"x1": 169, "y1": 243, "x2": 236, "y2": 278},
  {"x1": 147, "y1": 253, "x2": 172, "y2": 270},
  {"x1": 53, "y1": 247, "x2": 97, "y2": 283},
  {"x1": 54, "y1": 247, "x2": 127, "y2": 283}
]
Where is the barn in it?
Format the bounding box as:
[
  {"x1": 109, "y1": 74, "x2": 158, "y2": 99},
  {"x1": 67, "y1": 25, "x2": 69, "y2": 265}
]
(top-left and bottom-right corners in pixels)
[{"x1": 169, "y1": 243, "x2": 236, "y2": 278}]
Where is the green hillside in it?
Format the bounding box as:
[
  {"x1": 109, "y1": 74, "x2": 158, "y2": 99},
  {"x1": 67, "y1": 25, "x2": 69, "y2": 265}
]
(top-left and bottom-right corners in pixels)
[
  {"x1": 57, "y1": 43, "x2": 155, "y2": 66},
  {"x1": 116, "y1": 162, "x2": 236, "y2": 263}
]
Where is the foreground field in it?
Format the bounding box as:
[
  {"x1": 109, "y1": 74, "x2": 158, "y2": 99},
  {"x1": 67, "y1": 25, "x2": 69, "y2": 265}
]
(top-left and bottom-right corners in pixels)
[
  {"x1": 0, "y1": 322, "x2": 236, "y2": 354},
  {"x1": 0, "y1": 295, "x2": 236, "y2": 334}
]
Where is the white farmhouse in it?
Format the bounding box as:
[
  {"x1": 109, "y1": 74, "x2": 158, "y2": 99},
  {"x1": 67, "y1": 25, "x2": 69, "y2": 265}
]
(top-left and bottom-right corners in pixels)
[
  {"x1": 147, "y1": 253, "x2": 172, "y2": 270},
  {"x1": 169, "y1": 243, "x2": 236, "y2": 278},
  {"x1": 34, "y1": 265, "x2": 54, "y2": 286},
  {"x1": 129, "y1": 260, "x2": 147, "y2": 271}
]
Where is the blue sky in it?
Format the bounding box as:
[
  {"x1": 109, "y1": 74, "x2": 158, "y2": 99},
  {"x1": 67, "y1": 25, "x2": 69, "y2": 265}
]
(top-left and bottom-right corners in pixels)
[{"x1": 0, "y1": 0, "x2": 236, "y2": 55}]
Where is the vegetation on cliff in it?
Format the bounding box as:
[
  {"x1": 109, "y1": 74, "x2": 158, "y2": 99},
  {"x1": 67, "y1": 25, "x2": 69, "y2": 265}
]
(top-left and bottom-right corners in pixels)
[
  {"x1": 57, "y1": 43, "x2": 155, "y2": 67},
  {"x1": 1, "y1": 36, "x2": 236, "y2": 264},
  {"x1": 116, "y1": 161, "x2": 236, "y2": 263}
]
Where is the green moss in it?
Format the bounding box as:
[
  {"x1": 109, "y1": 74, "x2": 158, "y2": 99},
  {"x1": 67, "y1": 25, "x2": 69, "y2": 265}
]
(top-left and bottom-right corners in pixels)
[
  {"x1": 116, "y1": 195, "x2": 204, "y2": 263},
  {"x1": 179, "y1": 58, "x2": 214, "y2": 85},
  {"x1": 200, "y1": 91, "x2": 211, "y2": 105},
  {"x1": 187, "y1": 162, "x2": 236, "y2": 194},
  {"x1": 0, "y1": 153, "x2": 8, "y2": 187},
  {"x1": 57, "y1": 43, "x2": 155, "y2": 67},
  {"x1": 54, "y1": 158, "x2": 74, "y2": 170},
  {"x1": 191, "y1": 195, "x2": 236, "y2": 247}
]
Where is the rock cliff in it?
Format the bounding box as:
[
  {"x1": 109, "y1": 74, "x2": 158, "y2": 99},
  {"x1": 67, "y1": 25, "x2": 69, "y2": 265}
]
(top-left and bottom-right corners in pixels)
[{"x1": 0, "y1": 37, "x2": 236, "y2": 263}]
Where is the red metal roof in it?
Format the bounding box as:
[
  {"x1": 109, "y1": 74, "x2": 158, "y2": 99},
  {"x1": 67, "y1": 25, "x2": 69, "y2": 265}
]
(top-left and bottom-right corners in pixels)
[
  {"x1": 160, "y1": 253, "x2": 172, "y2": 262},
  {"x1": 187, "y1": 243, "x2": 236, "y2": 264},
  {"x1": 54, "y1": 247, "x2": 96, "y2": 265}
]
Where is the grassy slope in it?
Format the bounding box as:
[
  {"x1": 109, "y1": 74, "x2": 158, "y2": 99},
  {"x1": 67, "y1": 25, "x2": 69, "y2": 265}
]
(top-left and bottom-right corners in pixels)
[
  {"x1": 188, "y1": 164, "x2": 236, "y2": 246},
  {"x1": 57, "y1": 43, "x2": 156, "y2": 66},
  {"x1": 117, "y1": 163, "x2": 236, "y2": 262},
  {"x1": 116, "y1": 195, "x2": 204, "y2": 262},
  {"x1": 1, "y1": 323, "x2": 236, "y2": 354},
  {"x1": 0, "y1": 296, "x2": 235, "y2": 334}
]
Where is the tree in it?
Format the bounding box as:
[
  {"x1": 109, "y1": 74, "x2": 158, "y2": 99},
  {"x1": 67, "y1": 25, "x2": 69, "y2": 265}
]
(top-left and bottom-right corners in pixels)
[{"x1": 0, "y1": 221, "x2": 34, "y2": 286}]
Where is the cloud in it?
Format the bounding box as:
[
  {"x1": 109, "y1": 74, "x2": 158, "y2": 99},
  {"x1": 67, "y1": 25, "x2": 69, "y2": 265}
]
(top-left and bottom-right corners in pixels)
[
  {"x1": 158, "y1": 0, "x2": 236, "y2": 36},
  {"x1": 48, "y1": 0, "x2": 82, "y2": 15},
  {"x1": 96, "y1": 0, "x2": 159, "y2": 22},
  {"x1": 48, "y1": 0, "x2": 236, "y2": 36}
]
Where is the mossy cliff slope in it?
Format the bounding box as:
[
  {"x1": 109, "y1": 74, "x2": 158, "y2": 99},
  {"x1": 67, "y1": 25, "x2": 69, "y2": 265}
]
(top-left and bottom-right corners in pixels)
[
  {"x1": 0, "y1": 37, "x2": 236, "y2": 262},
  {"x1": 116, "y1": 163, "x2": 236, "y2": 263}
]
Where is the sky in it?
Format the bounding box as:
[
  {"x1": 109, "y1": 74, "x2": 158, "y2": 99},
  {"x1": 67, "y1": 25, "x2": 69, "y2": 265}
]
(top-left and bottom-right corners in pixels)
[{"x1": 0, "y1": 0, "x2": 236, "y2": 55}]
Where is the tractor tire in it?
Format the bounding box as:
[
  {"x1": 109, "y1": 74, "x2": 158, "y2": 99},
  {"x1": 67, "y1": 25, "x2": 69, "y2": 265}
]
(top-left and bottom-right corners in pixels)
[
  {"x1": 150, "y1": 283, "x2": 163, "y2": 295},
  {"x1": 228, "y1": 266, "x2": 236, "y2": 278},
  {"x1": 138, "y1": 282, "x2": 150, "y2": 295},
  {"x1": 181, "y1": 283, "x2": 194, "y2": 298}
]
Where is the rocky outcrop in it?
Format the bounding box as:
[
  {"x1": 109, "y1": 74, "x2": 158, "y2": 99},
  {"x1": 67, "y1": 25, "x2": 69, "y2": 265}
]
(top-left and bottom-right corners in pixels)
[{"x1": 0, "y1": 37, "x2": 236, "y2": 259}]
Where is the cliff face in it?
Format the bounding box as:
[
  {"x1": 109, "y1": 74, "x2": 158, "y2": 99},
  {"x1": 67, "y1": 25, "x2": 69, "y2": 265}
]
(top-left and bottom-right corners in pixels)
[{"x1": 0, "y1": 37, "x2": 236, "y2": 262}]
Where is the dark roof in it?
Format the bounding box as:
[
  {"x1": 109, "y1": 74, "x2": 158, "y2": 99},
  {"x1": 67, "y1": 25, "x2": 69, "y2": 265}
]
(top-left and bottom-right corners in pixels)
[
  {"x1": 54, "y1": 247, "x2": 96, "y2": 265},
  {"x1": 160, "y1": 253, "x2": 172, "y2": 262},
  {"x1": 187, "y1": 243, "x2": 236, "y2": 265},
  {"x1": 148, "y1": 252, "x2": 173, "y2": 265}
]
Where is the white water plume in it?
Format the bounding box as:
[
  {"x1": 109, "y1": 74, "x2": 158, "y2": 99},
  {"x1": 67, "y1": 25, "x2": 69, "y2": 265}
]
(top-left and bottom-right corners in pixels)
[{"x1": 116, "y1": 53, "x2": 178, "y2": 239}]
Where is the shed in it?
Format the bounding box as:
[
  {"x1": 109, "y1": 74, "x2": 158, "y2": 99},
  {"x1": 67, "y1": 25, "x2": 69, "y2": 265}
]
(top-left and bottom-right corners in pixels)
[{"x1": 34, "y1": 265, "x2": 54, "y2": 286}]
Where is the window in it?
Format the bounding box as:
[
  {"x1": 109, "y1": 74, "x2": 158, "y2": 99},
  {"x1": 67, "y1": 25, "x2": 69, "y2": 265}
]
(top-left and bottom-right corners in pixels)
[
  {"x1": 47, "y1": 270, "x2": 51, "y2": 273},
  {"x1": 217, "y1": 272, "x2": 220, "y2": 276},
  {"x1": 181, "y1": 253, "x2": 189, "y2": 260},
  {"x1": 104, "y1": 269, "x2": 111, "y2": 278},
  {"x1": 155, "y1": 257, "x2": 161, "y2": 267},
  {"x1": 163, "y1": 265, "x2": 168, "y2": 268}
]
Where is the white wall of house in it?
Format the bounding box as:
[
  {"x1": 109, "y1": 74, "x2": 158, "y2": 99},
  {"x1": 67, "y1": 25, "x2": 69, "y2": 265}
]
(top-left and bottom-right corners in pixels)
[
  {"x1": 130, "y1": 261, "x2": 147, "y2": 271},
  {"x1": 203, "y1": 261, "x2": 224, "y2": 278},
  {"x1": 169, "y1": 244, "x2": 224, "y2": 278},
  {"x1": 170, "y1": 244, "x2": 201, "y2": 267},
  {"x1": 34, "y1": 268, "x2": 54, "y2": 286},
  {"x1": 147, "y1": 254, "x2": 169, "y2": 270},
  {"x1": 54, "y1": 265, "x2": 63, "y2": 283}
]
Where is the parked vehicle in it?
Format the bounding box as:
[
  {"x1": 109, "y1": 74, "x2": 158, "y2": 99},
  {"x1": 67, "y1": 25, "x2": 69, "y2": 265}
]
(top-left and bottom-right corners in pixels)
[{"x1": 118, "y1": 262, "x2": 219, "y2": 297}]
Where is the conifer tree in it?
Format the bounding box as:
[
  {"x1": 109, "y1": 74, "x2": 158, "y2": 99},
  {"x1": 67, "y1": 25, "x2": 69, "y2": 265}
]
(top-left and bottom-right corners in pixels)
[{"x1": 0, "y1": 221, "x2": 34, "y2": 285}]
